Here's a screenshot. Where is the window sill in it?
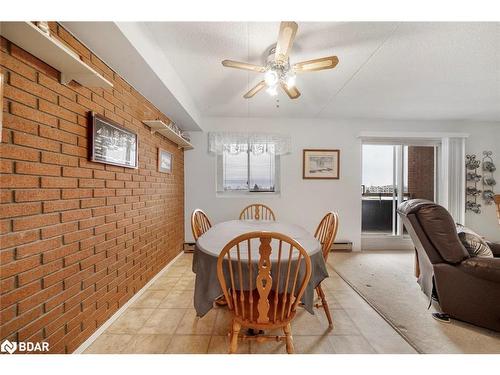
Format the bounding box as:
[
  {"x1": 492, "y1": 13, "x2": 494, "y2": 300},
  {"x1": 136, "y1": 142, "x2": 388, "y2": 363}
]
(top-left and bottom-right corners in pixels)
[{"x1": 216, "y1": 191, "x2": 281, "y2": 198}]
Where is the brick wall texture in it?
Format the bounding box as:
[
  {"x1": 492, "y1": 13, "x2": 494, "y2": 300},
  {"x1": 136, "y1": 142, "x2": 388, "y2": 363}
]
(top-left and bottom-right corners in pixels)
[
  {"x1": 0, "y1": 22, "x2": 185, "y2": 353},
  {"x1": 407, "y1": 146, "x2": 434, "y2": 201}
]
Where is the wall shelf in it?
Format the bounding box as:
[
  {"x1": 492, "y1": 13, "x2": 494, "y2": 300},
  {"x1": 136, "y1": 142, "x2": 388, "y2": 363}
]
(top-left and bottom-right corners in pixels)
[
  {"x1": 143, "y1": 120, "x2": 193, "y2": 150},
  {"x1": 0, "y1": 22, "x2": 113, "y2": 89}
]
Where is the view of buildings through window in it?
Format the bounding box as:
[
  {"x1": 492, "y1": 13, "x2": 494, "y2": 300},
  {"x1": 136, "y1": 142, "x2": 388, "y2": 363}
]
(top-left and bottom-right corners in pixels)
[
  {"x1": 362, "y1": 145, "x2": 408, "y2": 195},
  {"x1": 222, "y1": 145, "x2": 276, "y2": 192}
]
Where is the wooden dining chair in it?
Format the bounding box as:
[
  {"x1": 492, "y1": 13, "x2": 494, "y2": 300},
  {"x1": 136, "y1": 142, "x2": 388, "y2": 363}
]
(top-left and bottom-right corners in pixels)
[
  {"x1": 217, "y1": 231, "x2": 312, "y2": 354},
  {"x1": 313, "y1": 212, "x2": 339, "y2": 328},
  {"x1": 239, "y1": 203, "x2": 276, "y2": 221},
  {"x1": 191, "y1": 209, "x2": 212, "y2": 241}
]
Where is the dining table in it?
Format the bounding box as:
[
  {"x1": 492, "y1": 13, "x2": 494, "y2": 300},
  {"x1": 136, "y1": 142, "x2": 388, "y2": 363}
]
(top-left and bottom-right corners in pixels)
[{"x1": 192, "y1": 219, "x2": 329, "y2": 317}]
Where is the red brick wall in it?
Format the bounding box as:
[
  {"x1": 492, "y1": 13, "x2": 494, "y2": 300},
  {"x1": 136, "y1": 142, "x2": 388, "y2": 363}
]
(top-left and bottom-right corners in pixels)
[
  {"x1": 0, "y1": 22, "x2": 184, "y2": 353},
  {"x1": 407, "y1": 146, "x2": 434, "y2": 201}
]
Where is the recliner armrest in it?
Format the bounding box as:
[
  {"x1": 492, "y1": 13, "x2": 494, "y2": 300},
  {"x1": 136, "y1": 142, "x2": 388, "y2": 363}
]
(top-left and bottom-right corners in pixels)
[
  {"x1": 486, "y1": 241, "x2": 500, "y2": 257},
  {"x1": 458, "y1": 257, "x2": 500, "y2": 283}
]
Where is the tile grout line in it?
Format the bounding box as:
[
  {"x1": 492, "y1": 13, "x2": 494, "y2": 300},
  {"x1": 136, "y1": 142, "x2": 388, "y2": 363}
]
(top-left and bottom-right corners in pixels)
[
  {"x1": 73, "y1": 251, "x2": 185, "y2": 354},
  {"x1": 329, "y1": 262, "x2": 423, "y2": 354},
  {"x1": 320, "y1": 267, "x2": 376, "y2": 353}
]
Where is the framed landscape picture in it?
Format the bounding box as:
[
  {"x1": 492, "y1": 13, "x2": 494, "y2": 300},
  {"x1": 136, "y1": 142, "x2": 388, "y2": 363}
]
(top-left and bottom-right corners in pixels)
[
  {"x1": 89, "y1": 112, "x2": 138, "y2": 169},
  {"x1": 158, "y1": 148, "x2": 173, "y2": 174},
  {"x1": 303, "y1": 149, "x2": 340, "y2": 179}
]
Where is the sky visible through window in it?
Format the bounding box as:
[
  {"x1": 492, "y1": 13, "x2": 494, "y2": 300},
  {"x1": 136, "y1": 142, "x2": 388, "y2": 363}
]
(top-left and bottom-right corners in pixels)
[
  {"x1": 362, "y1": 145, "x2": 394, "y2": 187},
  {"x1": 223, "y1": 151, "x2": 248, "y2": 190}
]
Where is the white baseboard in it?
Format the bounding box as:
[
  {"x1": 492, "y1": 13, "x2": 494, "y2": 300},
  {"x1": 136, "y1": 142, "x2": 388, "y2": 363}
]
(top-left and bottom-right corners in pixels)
[
  {"x1": 73, "y1": 251, "x2": 184, "y2": 354},
  {"x1": 361, "y1": 235, "x2": 413, "y2": 251}
]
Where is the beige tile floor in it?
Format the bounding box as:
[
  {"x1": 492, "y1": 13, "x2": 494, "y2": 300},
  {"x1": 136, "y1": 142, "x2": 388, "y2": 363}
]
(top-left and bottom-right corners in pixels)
[{"x1": 84, "y1": 253, "x2": 417, "y2": 354}]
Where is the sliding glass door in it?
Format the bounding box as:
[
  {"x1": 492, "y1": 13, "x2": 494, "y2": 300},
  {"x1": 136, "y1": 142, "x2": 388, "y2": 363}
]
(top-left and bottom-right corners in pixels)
[{"x1": 362, "y1": 143, "x2": 437, "y2": 237}]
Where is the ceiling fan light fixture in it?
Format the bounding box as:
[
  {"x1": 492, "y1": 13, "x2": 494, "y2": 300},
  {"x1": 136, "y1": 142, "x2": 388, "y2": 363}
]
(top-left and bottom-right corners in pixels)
[
  {"x1": 285, "y1": 72, "x2": 296, "y2": 88},
  {"x1": 266, "y1": 85, "x2": 278, "y2": 96},
  {"x1": 221, "y1": 21, "x2": 338, "y2": 100},
  {"x1": 264, "y1": 69, "x2": 279, "y2": 86}
]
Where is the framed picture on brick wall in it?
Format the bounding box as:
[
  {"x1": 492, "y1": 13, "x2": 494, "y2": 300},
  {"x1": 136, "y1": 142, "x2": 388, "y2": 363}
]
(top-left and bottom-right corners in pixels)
[
  {"x1": 158, "y1": 148, "x2": 173, "y2": 174},
  {"x1": 89, "y1": 112, "x2": 138, "y2": 169}
]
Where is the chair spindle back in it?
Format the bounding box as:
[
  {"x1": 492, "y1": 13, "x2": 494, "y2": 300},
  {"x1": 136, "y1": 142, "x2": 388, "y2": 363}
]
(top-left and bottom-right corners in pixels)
[
  {"x1": 191, "y1": 209, "x2": 212, "y2": 241},
  {"x1": 217, "y1": 231, "x2": 312, "y2": 325},
  {"x1": 314, "y1": 212, "x2": 339, "y2": 261},
  {"x1": 239, "y1": 204, "x2": 276, "y2": 221}
]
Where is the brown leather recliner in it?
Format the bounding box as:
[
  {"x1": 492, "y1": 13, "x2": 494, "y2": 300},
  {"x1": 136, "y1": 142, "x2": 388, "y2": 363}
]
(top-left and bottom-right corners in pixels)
[{"x1": 398, "y1": 199, "x2": 500, "y2": 332}]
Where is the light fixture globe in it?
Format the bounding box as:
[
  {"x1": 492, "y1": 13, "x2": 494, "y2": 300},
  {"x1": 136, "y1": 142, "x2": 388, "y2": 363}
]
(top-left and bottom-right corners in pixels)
[
  {"x1": 264, "y1": 69, "x2": 278, "y2": 86},
  {"x1": 286, "y1": 72, "x2": 296, "y2": 88},
  {"x1": 266, "y1": 85, "x2": 278, "y2": 96}
]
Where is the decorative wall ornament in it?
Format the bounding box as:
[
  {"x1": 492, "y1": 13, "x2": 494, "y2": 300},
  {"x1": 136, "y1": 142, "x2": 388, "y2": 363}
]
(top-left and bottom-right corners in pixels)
[
  {"x1": 465, "y1": 152, "x2": 497, "y2": 213},
  {"x1": 208, "y1": 132, "x2": 291, "y2": 156},
  {"x1": 495, "y1": 195, "x2": 500, "y2": 224},
  {"x1": 465, "y1": 154, "x2": 481, "y2": 214},
  {"x1": 482, "y1": 151, "x2": 496, "y2": 205},
  {"x1": 466, "y1": 201, "x2": 481, "y2": 214}
]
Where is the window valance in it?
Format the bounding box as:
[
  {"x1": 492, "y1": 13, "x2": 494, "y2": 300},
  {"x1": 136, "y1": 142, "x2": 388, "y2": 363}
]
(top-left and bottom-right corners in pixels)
[{"x1": 208, "y1": 132, "x2": 291, "y2": 156}]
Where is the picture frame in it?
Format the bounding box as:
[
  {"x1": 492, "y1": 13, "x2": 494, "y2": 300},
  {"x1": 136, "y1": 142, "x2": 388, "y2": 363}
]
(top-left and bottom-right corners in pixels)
[
  {"x1": 303, "y1": 149, "x2": 340, "y2": 179},
  {"x1": 158, "y1": 148, "x2": 173, "y2": 174},
  {"x1": 89, "y1": 112, "x2": 138, "y2": 169}
]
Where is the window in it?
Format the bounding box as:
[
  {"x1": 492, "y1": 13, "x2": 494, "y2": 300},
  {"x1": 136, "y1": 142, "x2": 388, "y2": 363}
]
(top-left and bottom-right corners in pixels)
[
  {"x1": 217, "y1": 144, "x2": 279, "y2": 193},
  {"x1": 361, "y1": 143, "x2": 437, "y2": 236}
]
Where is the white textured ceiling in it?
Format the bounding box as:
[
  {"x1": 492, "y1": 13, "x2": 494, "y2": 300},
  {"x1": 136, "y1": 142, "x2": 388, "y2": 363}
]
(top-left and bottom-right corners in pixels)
[{"x1": 143, "y1": 22, "x2": 500, "y2": 121}]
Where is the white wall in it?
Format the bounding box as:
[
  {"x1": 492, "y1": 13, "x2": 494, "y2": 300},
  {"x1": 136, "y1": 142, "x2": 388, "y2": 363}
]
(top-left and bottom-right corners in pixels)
[{"x1": 185, "y1": 118, "x2": 500, "y2": 249}]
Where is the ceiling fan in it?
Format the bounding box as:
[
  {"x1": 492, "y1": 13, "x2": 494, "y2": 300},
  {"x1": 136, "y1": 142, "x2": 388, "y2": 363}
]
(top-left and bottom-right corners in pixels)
[{"x1": 221, "y1": 21, "x2": 339, "y2": 100}]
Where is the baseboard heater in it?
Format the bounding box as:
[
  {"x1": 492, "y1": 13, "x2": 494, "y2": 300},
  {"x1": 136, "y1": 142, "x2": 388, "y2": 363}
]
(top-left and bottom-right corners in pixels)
[
  {"x1": 183, "y1": 242, "x2": 195, "y2": 253},
  {"x1": 184, "y1": 241, "x2": 353, "y2": 253},
  {"x1": 331, "y1": 241, "x2": 353, "y2": 252}
]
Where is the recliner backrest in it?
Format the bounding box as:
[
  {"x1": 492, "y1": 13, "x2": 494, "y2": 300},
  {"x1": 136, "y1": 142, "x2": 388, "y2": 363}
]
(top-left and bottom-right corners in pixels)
[{"x1": 398, "y1": 199, "x2": 469, "y2": 264}]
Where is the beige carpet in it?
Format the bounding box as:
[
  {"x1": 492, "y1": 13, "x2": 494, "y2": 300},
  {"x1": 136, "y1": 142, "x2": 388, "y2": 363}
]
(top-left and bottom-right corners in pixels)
[{"x1": 330, "y1": 251, "x2": 500, "y2": 354}]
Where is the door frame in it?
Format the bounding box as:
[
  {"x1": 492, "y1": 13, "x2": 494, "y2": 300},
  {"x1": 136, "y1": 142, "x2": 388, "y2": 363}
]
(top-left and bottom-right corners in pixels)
[{"x1": 358, "y1": 131, "x2": 467, "y2": 250}]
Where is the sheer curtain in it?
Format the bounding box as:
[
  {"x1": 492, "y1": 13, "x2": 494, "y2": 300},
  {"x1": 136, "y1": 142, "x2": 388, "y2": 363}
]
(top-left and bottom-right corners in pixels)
[{"x1": 208, "y1": 132, "x2": 291, "y2": 156}]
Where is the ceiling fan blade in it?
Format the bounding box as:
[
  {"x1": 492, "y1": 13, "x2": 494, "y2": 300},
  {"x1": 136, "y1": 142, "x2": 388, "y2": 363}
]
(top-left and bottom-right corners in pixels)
[
  {"x1": 275, "y1": 21, "x2": 298, "y2": 63},
  {"x1": 293, "y1": 56, "x2": 339, "y2": 72},
  {"x1": 243, "y1": 81, "x2": 266, "y2": 99},
  {"x1": 280, "y1": 82, "x2": 301, "y2": 99},
  {"x1": 222, "y1": 60, "x2": 266, "y2": 73}
]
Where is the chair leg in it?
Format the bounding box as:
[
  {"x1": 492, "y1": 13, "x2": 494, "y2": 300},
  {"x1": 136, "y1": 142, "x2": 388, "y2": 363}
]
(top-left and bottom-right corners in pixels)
[
  {"x1": 283, "y1": 323, "x2": 294, "y2": 354},
  {"x1": 316, "y1": 285, "x2": 333, "y2": 328},
  {"x1": 229, "y1": 320, "x2": 241, "y2": 354}
]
